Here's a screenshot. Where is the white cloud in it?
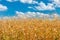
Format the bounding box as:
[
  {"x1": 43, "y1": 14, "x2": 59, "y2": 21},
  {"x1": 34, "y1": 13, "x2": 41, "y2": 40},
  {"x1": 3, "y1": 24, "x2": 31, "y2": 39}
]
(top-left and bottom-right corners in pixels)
[
  {"x1": 34, "y1": 1, "x2": 55, "y2": 10},
  {"x1": 53, "y1": 0, "x2": 60, "y2": 4},
  {"x1": 20, "y1": 0, "x2": 33, "y2": 4},
  {"x1": 16, "y1": 11, "x2": 27, "y2": 19},
  {"x1": 7, "y1": 0, "x2": 38, "y2": 4},
  {"x1": 26, "y1": 12, "x2": 37, "y2": 18},
  {"x1": 0, "y1": 11, "x2": 59, "y2": 20},
  {"x1": 6, "y1": 0, "x2": 60, "y2": 8},
  {"x1": 15, "y1": 11, "x2": 60, "y2": 20},
  {"x1": 16, "y1": 11, "x2": 40, "y2": 19},
  {"x1": 32, "y1": 1, "x2": 38, "y2": 4},
  {"x1": 52, "y1": 13, "x2": 59, "y2": 18},
  {"x1": 20, "y1": 0, "x2": 38, "y2": 4},
  {"x1": 16, "y1": 11, "x2": 39, "y2": 19},
  {"x1": 49, "y1": 0, "x2": 60, "y2": 7},
  {"x1": 7, "y1": 0, "x2": 18, "y2": 2},
  {"x1": 53, "y1": 0, "x2": 60, "y2": 7},
  {"x1": 0, "y1": 4, "x2": 8, "y2": 11}
]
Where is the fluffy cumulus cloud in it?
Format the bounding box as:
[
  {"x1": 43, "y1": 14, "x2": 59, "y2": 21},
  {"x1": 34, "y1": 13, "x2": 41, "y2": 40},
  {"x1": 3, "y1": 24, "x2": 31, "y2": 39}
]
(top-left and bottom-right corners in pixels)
[
  {"x1": 7, "y1": 0, "x2": 38, "y2": 4},
  {"x1": 0, "y1": 11, "x2": 59, "y2": 20},
  {"x1": 53, "y1": 0, "x2": 60, "y2": 7},
  {"x1": 16, "y1": 11, "x2": 45, "y2": 19},
  {"x1": 49, "y1": 0, "x2": 60, "y2": 7},
  {"x1": 15, "y1": 11, "x2": 60, "y2": 20},
  {"x1": 30, "y1": 1, "x2": 55, "y2": 10},
  {"x1": 6, "y1": 0, "x2": 56, "y2": 10},
  {"x1": 20, "y1": 0, "x2": 38, "y2": 4},
  {"x1": 20, "y1": 0, "x2": 32, "y2": 4},
  {"x1": 0, "y1": 4, "x2": 8, "y2": 11},
  {"x1": 6, "y1": 0, "x2": 60, "y2": 8}
]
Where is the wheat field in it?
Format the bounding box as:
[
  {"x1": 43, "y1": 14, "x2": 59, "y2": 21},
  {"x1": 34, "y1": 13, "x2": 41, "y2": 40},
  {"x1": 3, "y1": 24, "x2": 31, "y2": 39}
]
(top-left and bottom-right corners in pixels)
[{"x1": 0, "y1": 19, "x2": 60, "y2": 40}]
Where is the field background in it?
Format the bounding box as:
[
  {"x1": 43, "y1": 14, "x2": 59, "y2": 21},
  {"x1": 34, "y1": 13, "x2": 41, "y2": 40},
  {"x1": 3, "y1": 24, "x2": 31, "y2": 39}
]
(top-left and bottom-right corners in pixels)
[{"x1": 0, "y1": 19, "x2": 60, "y2": 40}]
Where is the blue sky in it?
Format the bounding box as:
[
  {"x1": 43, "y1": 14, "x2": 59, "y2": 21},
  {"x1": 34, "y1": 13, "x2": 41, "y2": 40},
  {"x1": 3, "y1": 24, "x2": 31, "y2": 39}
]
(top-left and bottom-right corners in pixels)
[{"x1": 0, "y1": 0, "x2": 60, "y2": 19}]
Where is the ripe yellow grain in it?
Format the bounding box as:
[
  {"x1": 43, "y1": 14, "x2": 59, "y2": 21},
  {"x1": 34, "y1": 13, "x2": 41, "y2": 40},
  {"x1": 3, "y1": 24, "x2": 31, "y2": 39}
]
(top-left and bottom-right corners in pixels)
[{"x1": 0, "y1": 19, "x2": 60, "y2": 40}]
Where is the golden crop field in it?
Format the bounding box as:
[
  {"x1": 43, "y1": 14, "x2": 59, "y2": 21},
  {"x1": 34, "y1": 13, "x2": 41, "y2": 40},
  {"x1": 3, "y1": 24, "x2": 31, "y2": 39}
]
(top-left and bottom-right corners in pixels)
[{"x1": 0, "y1": 19, "x2": 60, "y2": 40}]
